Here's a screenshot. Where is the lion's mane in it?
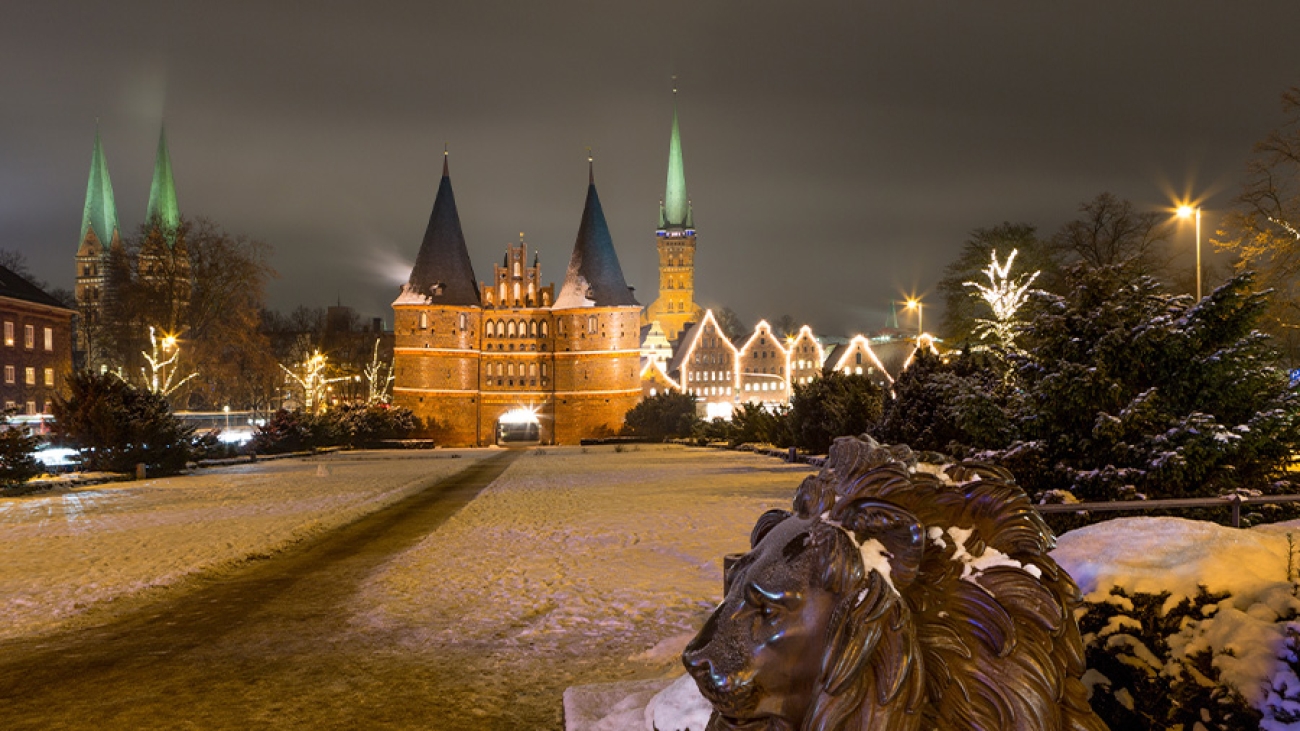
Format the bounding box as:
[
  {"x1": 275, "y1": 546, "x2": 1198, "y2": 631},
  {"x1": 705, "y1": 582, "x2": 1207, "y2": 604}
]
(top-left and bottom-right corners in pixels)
[{"x1": 781, "y1": 435, "x2": 1108, "y2": 731}]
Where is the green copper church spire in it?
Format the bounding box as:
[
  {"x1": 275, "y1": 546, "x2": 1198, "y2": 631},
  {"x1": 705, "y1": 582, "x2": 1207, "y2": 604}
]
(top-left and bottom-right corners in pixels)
[
  {"x1": 145, "y1": 124, "x2": 180, "y2": 235},
  {"x1": 80, "y1": 125, "x2": 120, "y2": 247},
  {"x1": 662, "y1": 87, "x2": 690, "y2": 228}
]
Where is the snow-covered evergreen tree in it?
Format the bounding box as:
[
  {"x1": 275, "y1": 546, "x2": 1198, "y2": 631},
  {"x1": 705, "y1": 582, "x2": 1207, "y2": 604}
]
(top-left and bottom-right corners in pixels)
[{"x1": 996, "y1": 265, "x2": 1300, "y2": 501}]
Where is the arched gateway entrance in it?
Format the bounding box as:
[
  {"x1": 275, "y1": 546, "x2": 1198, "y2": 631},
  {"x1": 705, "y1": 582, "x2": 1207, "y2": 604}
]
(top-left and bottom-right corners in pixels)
[{"x1": 495, "y1": 407, "x2": 541, "y2": 445}]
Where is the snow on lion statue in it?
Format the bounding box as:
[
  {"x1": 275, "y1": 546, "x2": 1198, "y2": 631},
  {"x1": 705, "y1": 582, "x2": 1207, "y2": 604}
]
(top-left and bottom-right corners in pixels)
[{"x1": 680, "y1": 436, "x2": 1108, "y2": 731}]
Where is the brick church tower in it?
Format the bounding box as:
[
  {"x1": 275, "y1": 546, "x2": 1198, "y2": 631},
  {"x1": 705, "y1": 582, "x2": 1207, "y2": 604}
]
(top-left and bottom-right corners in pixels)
[
  {"x1": 74, "y1": 126, "x2": 122, "y2": 355},
  {"x1": 641, "y1": 89, "x2": 702, "y2": 342}
]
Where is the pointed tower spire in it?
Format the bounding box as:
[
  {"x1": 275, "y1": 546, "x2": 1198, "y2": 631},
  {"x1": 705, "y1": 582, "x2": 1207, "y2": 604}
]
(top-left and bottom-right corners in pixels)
[
  {"x1": 404, "y1": 150, "x2": 480, "y2": 306},
  {"x1": 555, "y1": 159, "x2": 639, "y2": 308},
  {"x1": 145, "y1": 125, "x2": 180, "y2": 234},
  {"x1": 80, "y1": 125, "x2": 120, "y2": 249},
  {"x1": 662, "y1": 86, "x2": 689, "y2": 228}
]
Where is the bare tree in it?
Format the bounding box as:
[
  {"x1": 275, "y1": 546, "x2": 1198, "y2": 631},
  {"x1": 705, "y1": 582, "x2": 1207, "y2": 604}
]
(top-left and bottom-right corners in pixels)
[
  {"x1": 1217, "y1": 85, "x2": 1300, "y2": 365},
  {"x1": 1051, "y1": 192, "x2": 1170, "y2": 274},
  {"x1": 714, "y1": 307, "x2": 747, "y2": 342}
]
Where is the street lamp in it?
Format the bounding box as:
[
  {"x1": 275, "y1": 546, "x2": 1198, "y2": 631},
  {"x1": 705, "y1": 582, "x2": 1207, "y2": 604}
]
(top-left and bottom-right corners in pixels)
[
  {"x1": 904, "y1": 298, "x2": 923, "y2": 338},
  {"x1": 1177, "y1": 205, "x2": 1202, "y2": 300}
]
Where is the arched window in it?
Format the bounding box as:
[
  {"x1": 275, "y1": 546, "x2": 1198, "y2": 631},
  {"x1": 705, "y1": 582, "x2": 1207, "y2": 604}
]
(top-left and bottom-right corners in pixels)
[
  {"x1": 458, "y1": 313, "x2": 467, "y2": 331},
  {"x1": 507, "y1": 321, "x2": 516, "y2": 337},
  {"x1": 528, "y1": 282, "x2": 535, "y2": 300},
  {"x1": 541, "y1": 321, "x2": 549, "y2": 337},
  {"x1": 518, "y1": 320, "x2": 527, "y2": 337},
  {"x1": 513, "y1": 282, "x2": 520, "y2": 303},
  {"x1": 486, "y1": 321, "x2": 496, "y2": 337},
  {"x1": 542, "y1": 292, "x2": 550, "y2": 306},
  {"x1": 499, "y1": 283, "x2": 507, "y2": 301},
  {"x1": 419, "y1": 312, "x2": 428, "y2": 330},
  {"x1": 530, "y1": 321, "x2": 538, "y2": 336},
  {"x1": 513, "y1": 261, "x2": 521, "y2": 277},
  {"x1": 529, "y1": 363, "x2": 537, "y2": 377}
]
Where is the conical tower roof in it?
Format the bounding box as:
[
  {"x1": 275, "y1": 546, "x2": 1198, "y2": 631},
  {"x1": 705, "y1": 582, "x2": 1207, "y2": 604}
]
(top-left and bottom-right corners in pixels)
[
  {"x1": 145, "y1": 125, "x2": 180, "y2": 233},
  {"x1": 405, "y1": 153, "x2": 480, "y2": 306},
  {"x1": 80, "y1": 126, "x2": 120, "y2": 247},
  {"x1": 554, "y1": 161, "x2": 639, "y2": 309},
  {"x1": 662, "y1": 92, "x2": 690, "y2": 229}
]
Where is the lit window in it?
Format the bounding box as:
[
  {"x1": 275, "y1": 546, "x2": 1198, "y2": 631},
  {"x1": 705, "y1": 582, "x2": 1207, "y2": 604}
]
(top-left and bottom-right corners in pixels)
[
  {"x1": 587, "y1": 315, "x2": 597, "y2": 333},
  {"x1": 24, "y1": 325, "x2": 34, "y2": 349},
  {"x1": 44, "y1": 327, "x2": 53, "y2": 351},
  {"x1": 3, "y1": 366, "x2": 12, "y2": 384},
  {"x1": 25, "y1": 367, "x2": 35, "y2": 385},
  {"x1": 487, "y1": 321, "x2": 496, "y2": 337},
  {"x1": 419, "y1": 312, "x2": 428, "y2": 330},
  {"x1": 25, "y1": 402, "x2": 35, "y2": 415},
  {"x1": 44, "y1": 368, "x2": 53, "y2": 386},
  {"x1": 3, "y1": 322, "x2": 12, "y2": 347},
  {"x1": 3, "y1": 401, "x2": 11, "y2": 410},
  {"x1": 541, "y1": 321, "x2": 548, "y2": 337},
  {"x1": 459, "y1": 313, "x2": 468, "y2": 331},
  {"x1": 649, "y1": 387, "x2": 657, "y2": 397}
]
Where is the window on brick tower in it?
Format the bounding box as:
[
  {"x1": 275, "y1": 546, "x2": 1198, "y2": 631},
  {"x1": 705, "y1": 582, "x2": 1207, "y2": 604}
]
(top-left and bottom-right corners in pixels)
[
  {"x1": 541, "y1": 321, "x2": 548, "y2": 337},
  {"x1": 459, "y1": 313, "x2": 468, "y2": 331},
  {"x1": 587, "y1": 315, "x2": 596, "y2": 333},
  {"x1": 419, "y1": 312, "x2": 428, "y2": 330},
  {"x1": 486, "y1": 321, "x2": 495, "y2": 337},
  {"x1": 507, "y1": 321, "x2": 516, "y2": 337}
]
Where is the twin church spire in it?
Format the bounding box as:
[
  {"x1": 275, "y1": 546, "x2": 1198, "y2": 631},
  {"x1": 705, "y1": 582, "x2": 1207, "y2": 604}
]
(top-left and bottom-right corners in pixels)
[{"x1": 77, "y1": 124, "x2": 181, "y2": 252}]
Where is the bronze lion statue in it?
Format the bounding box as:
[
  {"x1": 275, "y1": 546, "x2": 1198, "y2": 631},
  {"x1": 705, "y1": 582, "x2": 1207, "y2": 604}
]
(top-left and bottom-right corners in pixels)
[{"x1": 682, "y1": 436, "x2": 1108, "y2": 731}]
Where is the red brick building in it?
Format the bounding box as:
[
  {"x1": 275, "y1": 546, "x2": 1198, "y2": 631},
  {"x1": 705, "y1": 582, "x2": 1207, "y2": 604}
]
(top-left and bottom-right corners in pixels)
[
  {"x1": 392, "y1": 155, "x2": 640, "y2": 446},
  {"x1": 0, "y1": 266, "x2": 74, "y2": 415}
]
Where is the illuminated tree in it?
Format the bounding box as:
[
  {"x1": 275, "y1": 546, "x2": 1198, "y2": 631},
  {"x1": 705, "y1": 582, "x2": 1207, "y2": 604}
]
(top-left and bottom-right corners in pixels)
[
  {"x1": 964, "y1": 249, "x2": 1039, "y2": 355},
  {"x1": 362, "y1": 339, "x2": 394, "y2": 405},
  {"x1": 280, "y1": 349, "x2": 346, "y2": 414},
  {"x1": 139, "y1": 326, "x2": 197, "y2": 397},
  {"x1": 938, "y1": 223, "x2": 1058, "y2": 344},
  {"x1": 1217, "y1": 85, "x2": 1300, "y2": 365}
]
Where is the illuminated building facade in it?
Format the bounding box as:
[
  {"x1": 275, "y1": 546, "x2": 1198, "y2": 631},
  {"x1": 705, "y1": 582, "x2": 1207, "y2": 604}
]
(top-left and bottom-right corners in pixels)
[
  {"x1": 392, "y1": 155, "x2": 641, "y2": 446},
  {"x1": 0, "y1": 265, "x2": 73, "y2": 415},
  {"x1": 646, "y1": 308, "x2": 932, "y2": 416}
]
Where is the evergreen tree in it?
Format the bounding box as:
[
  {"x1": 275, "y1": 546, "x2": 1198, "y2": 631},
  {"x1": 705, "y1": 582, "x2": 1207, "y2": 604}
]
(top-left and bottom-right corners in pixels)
[
  {"x1": 50, "y1": 371, "x2": 194, "y2": 475},
  {"x1": 0, "y1": 409, "x2": 41, "y2": 488},
  {"x1": 788, "y1": 371, "x2": 883, "y2": 454},
  {"x1": 622, "y1": 391, "x2": 700, "y2": 440},
  {"x1": 996, "y1": 265, "x2": 1299, "y2": 501},
  {"x1": 875, "y1": 349, "x2": 1011, "y2": 455}
]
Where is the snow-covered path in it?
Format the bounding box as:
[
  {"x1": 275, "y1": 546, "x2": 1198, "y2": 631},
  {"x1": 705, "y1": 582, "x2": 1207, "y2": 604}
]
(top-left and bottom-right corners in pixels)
[
  {"x1": 0, "y1": 445, "x2": 809, "y2": 729},
  {"x1": 0, "y1": 449, "x2": 490, "y2": 641}
]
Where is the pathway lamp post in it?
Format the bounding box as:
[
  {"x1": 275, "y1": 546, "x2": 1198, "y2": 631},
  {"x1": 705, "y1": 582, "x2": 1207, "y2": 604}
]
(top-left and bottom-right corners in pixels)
[{"x1": 1177, "y1": 205, "x2": 1203, "y2": 300}]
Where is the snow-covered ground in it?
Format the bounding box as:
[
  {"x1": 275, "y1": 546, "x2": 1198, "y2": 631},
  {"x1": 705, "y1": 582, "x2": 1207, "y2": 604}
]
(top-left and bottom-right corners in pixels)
[
  {"x1": 342, "y1": 446, "x2": 809, "y2": 723},
  {"x1": 0, "y1": 449, "x2": 489, "y2": 641}
]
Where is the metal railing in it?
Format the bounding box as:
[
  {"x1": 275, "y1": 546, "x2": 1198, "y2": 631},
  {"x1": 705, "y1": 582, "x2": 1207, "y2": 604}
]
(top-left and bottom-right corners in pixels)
[{"x1": 1036, "y1": 494, "x2": 1300, "y2": 528}]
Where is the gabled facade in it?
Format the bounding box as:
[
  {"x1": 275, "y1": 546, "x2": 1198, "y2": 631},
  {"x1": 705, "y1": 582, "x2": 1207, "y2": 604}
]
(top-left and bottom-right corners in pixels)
[
  {"x1": 826, "y1": 334, "x2": 894, "y2": 390},
  {"x1": 639, "y1": 358, "x2": 680, "y2": 399},
  {"x1": 392, "y1": 155, "x2": 640, "y2": 446},
  {"x1": 788, "y1": 325, "x2": 826, "y2": 387},
  {"x1": 671, "y1": 309, "x2": 738, "y2": 417},
  {"x1": 736, "y1": 320, "x2": 789, "y2": 405},
  {"x1": 640, "y1": 320, "x2": 673, "y2": 369}
]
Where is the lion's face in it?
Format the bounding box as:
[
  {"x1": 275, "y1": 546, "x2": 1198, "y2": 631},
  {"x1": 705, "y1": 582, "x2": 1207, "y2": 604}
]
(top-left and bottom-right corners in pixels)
[{"x1": 683, "y1": 516, "x2": 840, "y2": 731}]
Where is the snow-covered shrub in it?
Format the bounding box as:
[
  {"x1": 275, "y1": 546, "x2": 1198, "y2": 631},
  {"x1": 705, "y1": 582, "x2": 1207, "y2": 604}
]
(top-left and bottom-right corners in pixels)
[
  {"x1": 49, "y1": 371, "x2": 194, "y2": 475},
  {"x1": 1056, "y1": 517, "x2": 1300, "y2": 730},
  {"x1": 251, "y1": 408, "x2": 317, "y2": 454},
  {"x1": 323, "y1": 402, "x2": 417, "y2": 447}
]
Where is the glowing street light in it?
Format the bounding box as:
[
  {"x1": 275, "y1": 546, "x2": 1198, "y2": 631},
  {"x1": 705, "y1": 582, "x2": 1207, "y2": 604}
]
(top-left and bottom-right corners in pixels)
[
  {"x1": 904, "y1": 298, "x2": 923, "y2": 338},
  {"x1": 1177, "y1": 205, "x2": 1203, "y2": 300}
]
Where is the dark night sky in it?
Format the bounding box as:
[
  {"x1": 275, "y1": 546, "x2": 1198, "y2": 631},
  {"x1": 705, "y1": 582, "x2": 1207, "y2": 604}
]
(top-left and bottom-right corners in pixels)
[{"x1": 3, "y1": 2, "x2": 1299, "y2": 336}]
